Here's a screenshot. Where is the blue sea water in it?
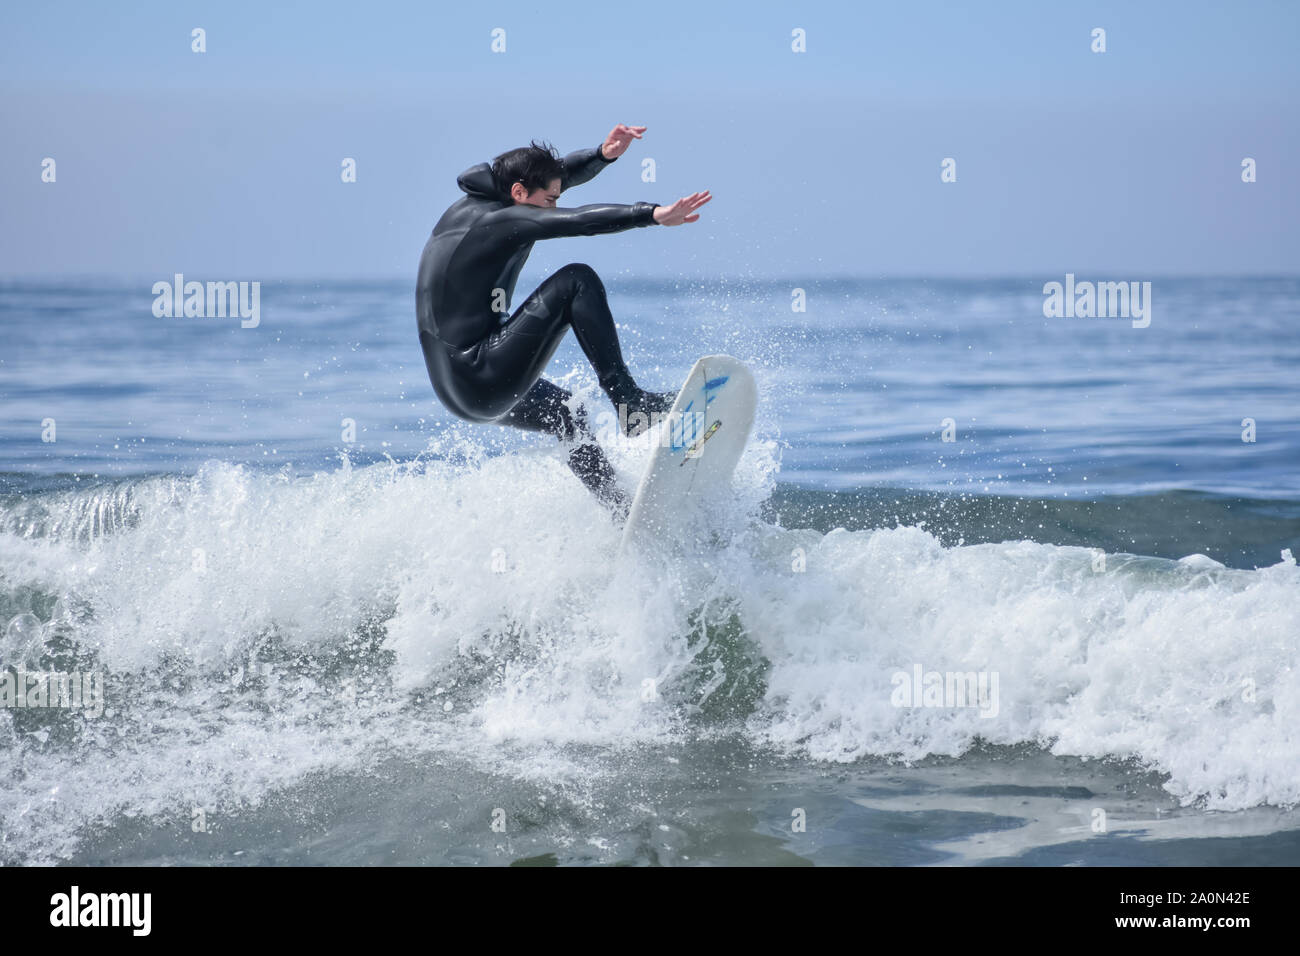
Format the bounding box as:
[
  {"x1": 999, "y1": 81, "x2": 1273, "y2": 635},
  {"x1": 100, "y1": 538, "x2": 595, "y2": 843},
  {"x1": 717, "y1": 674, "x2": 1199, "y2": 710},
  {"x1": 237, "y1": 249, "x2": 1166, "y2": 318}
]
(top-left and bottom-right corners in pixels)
[
  {"x1": 1, "y1": 276, "x2": 1298, "y2": 866},
  {"x1": 4, "y1": 276, "x2": 1298, "y2": 498}
]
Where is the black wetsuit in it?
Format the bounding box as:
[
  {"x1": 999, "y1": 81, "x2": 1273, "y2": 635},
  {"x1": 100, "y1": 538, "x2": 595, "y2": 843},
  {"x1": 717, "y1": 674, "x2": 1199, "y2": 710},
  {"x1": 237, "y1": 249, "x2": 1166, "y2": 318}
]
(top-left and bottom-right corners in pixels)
[{"x1": 416, "y1": 144, "x2": 668, "y2": 505}]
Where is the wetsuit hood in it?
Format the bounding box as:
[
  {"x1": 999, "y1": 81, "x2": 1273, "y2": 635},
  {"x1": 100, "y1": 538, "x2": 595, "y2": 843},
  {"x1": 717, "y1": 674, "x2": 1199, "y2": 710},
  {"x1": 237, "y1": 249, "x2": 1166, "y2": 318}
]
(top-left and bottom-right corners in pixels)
[{"x1": 457, "y1": 163, "x2": 501, "y2": 201}]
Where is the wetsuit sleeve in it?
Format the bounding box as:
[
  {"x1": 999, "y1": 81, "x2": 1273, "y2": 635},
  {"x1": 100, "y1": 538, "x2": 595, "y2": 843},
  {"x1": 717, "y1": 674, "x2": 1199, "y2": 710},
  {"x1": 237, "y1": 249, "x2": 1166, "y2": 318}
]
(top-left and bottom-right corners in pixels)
[
  {"x1": 560, "y1": 145, "x2": 615, "y2": 192},
  {"x1": 492, "y1": 201, "x2": 658, "y2": 240}
]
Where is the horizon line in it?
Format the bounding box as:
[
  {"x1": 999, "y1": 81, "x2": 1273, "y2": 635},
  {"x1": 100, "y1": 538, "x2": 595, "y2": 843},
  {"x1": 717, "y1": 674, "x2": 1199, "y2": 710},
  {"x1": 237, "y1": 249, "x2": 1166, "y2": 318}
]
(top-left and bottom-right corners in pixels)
[{"x1": 3, "y1": 272, "x2": 1299, "y2": 285}]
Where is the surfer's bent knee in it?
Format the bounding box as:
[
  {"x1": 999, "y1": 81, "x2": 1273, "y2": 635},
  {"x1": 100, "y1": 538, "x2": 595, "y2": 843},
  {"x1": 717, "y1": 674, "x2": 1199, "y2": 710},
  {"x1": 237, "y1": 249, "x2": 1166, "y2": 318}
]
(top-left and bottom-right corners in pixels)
[{"x1": 555, "y1": 262, "x2": 600, "y2": 291}]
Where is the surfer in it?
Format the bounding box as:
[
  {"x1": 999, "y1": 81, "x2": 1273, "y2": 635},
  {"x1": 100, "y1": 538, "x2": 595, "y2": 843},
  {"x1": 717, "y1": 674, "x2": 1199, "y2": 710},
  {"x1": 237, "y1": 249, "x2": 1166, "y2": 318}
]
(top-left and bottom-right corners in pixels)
[{"x1": 416, "y1": 124, "x2": 712, "y2": 510}]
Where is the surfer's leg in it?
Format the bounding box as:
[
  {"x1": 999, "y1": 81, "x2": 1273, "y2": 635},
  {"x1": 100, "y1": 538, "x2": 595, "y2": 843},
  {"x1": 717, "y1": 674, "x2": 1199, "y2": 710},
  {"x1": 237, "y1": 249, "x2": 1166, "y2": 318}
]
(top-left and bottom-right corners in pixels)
[
  {"x1": 489, "y1": 263, "x2": 674, "y2": 434},
  {"x1": 504, "y1": 377, "x2": 627, "y2": 513}
]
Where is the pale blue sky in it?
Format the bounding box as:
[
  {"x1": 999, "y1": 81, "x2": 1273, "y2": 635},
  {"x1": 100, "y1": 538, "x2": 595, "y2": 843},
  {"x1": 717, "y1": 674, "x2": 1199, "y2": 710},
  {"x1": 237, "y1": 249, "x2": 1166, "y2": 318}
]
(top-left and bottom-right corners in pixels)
[{"x1": 2, "y1": 0, "x2": 1297, "y2": 278}]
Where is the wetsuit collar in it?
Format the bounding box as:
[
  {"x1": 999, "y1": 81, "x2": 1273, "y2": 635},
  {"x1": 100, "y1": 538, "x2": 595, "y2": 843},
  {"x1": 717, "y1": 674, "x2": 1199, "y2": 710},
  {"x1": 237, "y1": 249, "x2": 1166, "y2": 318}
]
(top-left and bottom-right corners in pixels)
[{"x1": 457, "y1": 163, "x2": 500, "y2": 200}]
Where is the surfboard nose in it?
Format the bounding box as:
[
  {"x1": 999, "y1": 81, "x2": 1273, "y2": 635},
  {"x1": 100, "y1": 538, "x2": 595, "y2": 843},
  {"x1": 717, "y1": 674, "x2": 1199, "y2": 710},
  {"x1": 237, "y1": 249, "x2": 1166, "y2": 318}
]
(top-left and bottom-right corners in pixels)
[{"x1": 620, "y1": 355, "x2": 758, "y2": 555}]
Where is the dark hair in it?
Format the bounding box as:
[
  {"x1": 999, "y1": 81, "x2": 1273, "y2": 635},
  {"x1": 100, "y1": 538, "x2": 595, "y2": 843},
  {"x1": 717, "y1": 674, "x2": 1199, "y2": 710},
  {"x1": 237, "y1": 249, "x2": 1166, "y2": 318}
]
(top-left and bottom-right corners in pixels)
[{"x1": 491, "y1": 139, "x2": 564, "y2": 199}]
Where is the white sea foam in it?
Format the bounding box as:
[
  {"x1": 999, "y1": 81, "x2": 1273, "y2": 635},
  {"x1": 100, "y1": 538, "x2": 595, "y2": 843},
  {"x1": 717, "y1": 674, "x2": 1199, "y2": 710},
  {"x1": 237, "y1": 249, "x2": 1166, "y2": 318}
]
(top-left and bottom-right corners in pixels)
[{"x1": 0, "y1": 435, "x2": 1297, "y2": 863}]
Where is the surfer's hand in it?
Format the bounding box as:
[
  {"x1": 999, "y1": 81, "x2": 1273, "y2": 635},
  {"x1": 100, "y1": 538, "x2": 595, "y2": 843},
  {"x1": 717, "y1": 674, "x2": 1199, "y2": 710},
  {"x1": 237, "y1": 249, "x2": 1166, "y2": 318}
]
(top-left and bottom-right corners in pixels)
[
  {"x1": 652, "y1": 191, "x2": 712, "y2": 226},
  {"x1": 600, "y1": 124, "x2": 646, "y2": 160}
]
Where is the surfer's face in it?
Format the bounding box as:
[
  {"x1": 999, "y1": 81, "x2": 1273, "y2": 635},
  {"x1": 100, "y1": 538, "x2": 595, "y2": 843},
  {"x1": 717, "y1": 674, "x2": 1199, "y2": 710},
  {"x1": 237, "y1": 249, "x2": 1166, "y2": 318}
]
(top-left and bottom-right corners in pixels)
[{"x1": 510, "y1": 178, "x2": 561, "y2": 207}]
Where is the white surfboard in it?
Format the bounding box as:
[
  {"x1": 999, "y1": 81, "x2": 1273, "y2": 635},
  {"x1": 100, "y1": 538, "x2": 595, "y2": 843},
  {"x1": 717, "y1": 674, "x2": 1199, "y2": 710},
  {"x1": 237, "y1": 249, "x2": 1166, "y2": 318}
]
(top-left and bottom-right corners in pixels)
[{"x1": 620, "y1": 354, "x2": 757, "y2": 553}]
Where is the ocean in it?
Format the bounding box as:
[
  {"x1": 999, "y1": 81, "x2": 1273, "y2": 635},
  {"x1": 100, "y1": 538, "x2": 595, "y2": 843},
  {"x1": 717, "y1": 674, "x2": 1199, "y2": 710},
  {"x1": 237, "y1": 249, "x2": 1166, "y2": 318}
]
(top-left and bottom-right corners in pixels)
[{"x1": 1, "y1": 276, "x2": 1297, "y2": 866}]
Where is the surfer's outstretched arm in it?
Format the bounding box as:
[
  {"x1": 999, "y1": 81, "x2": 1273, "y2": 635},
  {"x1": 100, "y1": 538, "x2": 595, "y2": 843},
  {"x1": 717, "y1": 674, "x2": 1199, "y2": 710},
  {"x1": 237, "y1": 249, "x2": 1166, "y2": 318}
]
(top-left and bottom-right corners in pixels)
[
  {"x1": 484, "y1": 190, "x2": 713, "y2": 242},
  {"x1": 560, "y1": 124, "x2": 647, "y2": 191},
  {"x1": 559, "y1": 145, "x2": 615, "y2": 192},
  {"x1": 488, "y1": 201, "x2": 659, "y2": 240}
]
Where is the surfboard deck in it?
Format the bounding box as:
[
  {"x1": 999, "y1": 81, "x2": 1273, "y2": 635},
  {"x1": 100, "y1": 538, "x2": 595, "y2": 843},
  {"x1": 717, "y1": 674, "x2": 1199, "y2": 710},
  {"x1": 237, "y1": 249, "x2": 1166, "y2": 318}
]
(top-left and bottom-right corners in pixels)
[{"x1": 619, "y1": 355, "x2": 757, "y2": 554}]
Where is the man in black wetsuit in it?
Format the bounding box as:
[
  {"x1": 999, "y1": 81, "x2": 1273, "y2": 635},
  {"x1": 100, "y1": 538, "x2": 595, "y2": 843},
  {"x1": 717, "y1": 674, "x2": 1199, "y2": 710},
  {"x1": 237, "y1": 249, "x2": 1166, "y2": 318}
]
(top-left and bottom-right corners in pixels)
[{"x1": 416, "y1": 123, "x2": 711, "y2": 511}]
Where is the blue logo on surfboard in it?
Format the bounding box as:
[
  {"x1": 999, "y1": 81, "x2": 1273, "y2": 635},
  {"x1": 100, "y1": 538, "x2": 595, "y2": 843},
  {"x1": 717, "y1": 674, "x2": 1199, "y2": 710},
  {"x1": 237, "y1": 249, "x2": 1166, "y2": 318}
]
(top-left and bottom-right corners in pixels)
[{"x1": 670, "y1": 375, "x2": 729, "y2": 453}]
